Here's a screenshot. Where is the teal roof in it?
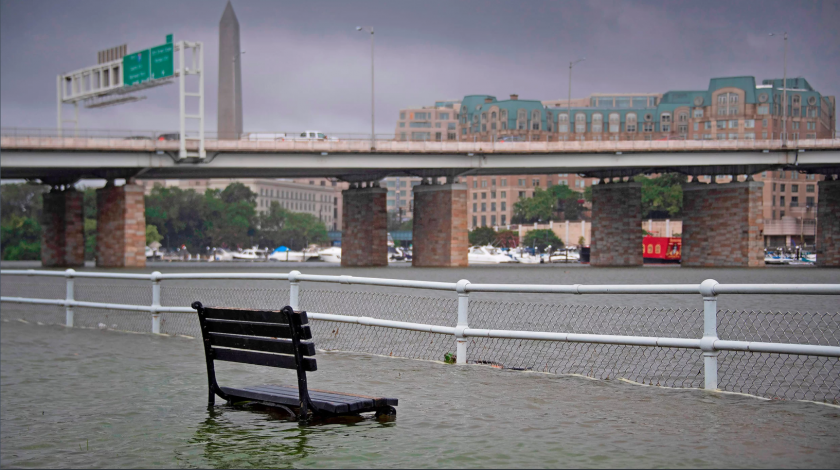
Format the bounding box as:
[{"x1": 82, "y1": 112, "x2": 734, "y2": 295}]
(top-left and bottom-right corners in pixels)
[{"x1": 708, "y1": 76, "x2": 757, "y2": 103}]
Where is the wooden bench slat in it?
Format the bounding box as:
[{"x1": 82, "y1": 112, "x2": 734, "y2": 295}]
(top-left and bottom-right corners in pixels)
[
  {"x1": 205, "y1": 319, "x2": 313, "y2": 340},
  {"x1": 213, "y1": 348, "x2": 317, "y2": 371},
  {"x1": 209, "y1": 333, "x2": 316, "y2": 356},
  {"x1": 203, "y1": 307, "x2": 309, "y2": 325}
]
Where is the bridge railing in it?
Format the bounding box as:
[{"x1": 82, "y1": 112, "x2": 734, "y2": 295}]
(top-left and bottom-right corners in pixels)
[
  {"x1": 1, "y1": 269, "x2": 837, "y2": 404},
  {"x1": 2, "y1": 128, "x2": 839, "y2": 153}
]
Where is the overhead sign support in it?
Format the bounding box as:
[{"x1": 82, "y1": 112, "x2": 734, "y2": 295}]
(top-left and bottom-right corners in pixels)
[{"x1": 56, "y1": 38, "x2": 204, "y2": 159}]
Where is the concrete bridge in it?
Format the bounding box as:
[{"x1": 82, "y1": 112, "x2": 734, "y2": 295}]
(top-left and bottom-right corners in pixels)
[{"x1": 2, "y1": 133, "x2": 839, "y2": 269}]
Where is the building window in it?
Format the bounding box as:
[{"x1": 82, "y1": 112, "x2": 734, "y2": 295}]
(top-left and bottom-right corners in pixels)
[
  {"x1": 501, "y1": 179, "x2": 507, "y2": 187},
  {"x1": 643, "y1": 123, "x2": 653, "y2": 132},
  {"x1": 678, "y1": 112, "x2": 688, "y2": 123},
  {"x1": 693, "y1": 109, "x2": 704, "y2": 118},
  {"x1": 481, "y1": 192, "x2": 487, "y2": 199},
  {"x1": 558, "y1": 113, "x2": 569, "y2": 133},
  {"x1": 728, "y1": 133, "x2": 738, "y2": 140},
  {"x1": 806, "y1": 196, "x2": 815, "y2": 206},
  {"x1": 491, "y1": 202, "x2": 496, "y2": 211},
  {"x1": 678, "y1": 125, "x2": 688, "y2": 134},
  {"x1": 518, "y1": 179, "x2": 525, "y2": 187},
  {"x1": 744, "y1": 133, "x2": 755, "y2": 140},
  {"x1": 501, "y1": 215, "x2": 506, "y2": 225},
  {"x1": 532, "y1": 179, "x2": 539, "y2": 187},
  {"x1": 491, "y1": 191, "x2": 496, "y2": 198},
  {"x1": 575, "y1": 113, "x2": 586, "y2": 133},
  {"x1": 481, "y1": 203, "x2": 486, "y2": 212},
  {"x1": 473, "y1": 180, "x2": 477, "y2": 188},
  {"x1": 473, "y1": 203, "x2": 477, "y2": 212},
  {"x1": 591, "y1": 113, "x2": 603, "y2": 133},
  {"x1": 481, "y1": 180, "x2": 487, "y2": 188},
  {"x1": 792, "y1": 184, "x2": 799, "y2": 193},
  {"x1": 472, "y1": 216, "x2": 477, "y2": 227},
  {"x1": 758, "y1": 105, "x2": 769, "y2": 115},
  {"x1": 791, "y1": 196, "x2": 799, "y2": 207},
  {"x1": 501, "y1": 202, "x2": 506, "y2": 211},
  {"x1": 694, "y1": 122, "x2": 699, "y2": 131},
  {"x1": 806, "y1": 184, "x2": 815, "y2": 193},
  {"x1": 662, "y1": 124, "x2": 671, "y2": 132},
  {"x1": 608, "y1": 113, "x2": 619, "y2": 132},
  {"x1": 744, "y1": 119, "x2": 754, "y2": 128},
  {"x1": 717, "y1": 134, "x2": 726, "y2": 140},
  {"x1": 626, "y1": 113, "x2": 637, "y2": 133},
  {"x1": 472, "y1": 193, "x2": 477, "y2": 200},
  {"x1": 518, "y1": 191, "x2": 525, "y2": 198},
  {"x1": 491, "y1": 215, "x2": 496, "y2": 226},
  {"x1": 661, "y1": 113, "x2": 671, "y2": 123},
  {"x1": 481, "y1": 216, "x2": 486, "y2": 227}
]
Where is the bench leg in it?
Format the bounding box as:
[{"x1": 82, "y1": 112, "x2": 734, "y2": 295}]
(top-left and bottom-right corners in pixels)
[{"x1": 208, "y1": 388, "x2": 215, "y2": 406}]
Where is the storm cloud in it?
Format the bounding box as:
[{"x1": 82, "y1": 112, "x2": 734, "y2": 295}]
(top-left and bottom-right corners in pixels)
[{"x1": 1, "y1": 0, "x2": 838, "y2": 135}]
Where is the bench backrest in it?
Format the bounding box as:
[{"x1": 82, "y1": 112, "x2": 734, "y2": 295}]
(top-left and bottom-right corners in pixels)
[{"x1": 192, "y1": 301, "x2": 317, "y2": 415}]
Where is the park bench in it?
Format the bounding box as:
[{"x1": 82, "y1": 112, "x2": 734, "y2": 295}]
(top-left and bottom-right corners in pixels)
[{"x1": 191, "y1": 301, "x2": 398, "y2": 421}]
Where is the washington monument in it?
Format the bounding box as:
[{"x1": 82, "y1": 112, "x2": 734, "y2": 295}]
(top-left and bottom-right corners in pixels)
[{"x1": 218, "y1": 1, "x2": 242, "y2": 139}]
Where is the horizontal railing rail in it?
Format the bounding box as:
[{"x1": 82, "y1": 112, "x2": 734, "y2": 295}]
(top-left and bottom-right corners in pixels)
[{"x1": 2, "y1": 269, "x2": 838, "y2": 399}]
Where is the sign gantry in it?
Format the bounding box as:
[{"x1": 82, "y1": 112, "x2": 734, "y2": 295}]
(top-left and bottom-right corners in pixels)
[{"x1": 57, "y1": 36, "x2": 204, "y2": 159}]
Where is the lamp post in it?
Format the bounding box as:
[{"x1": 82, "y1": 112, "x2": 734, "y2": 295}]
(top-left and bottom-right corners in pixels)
[
  {"x1": 356, "y1": 26, "x2": 375, "y2": 150},
  {"x1": 568, "y1": 58, "x2": 585, "y2": 139},
  {"x1": 232, "y1": 50, "x2": 245, "y2": 139},
  {"x1": 769, "y1": 32, "x2": 787, "y2": 144}
]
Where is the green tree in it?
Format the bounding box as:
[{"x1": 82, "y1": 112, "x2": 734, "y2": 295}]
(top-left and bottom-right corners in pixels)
[
  {"x1": 84, "y1": 218, "x2": 97, "y2": 260},
  {"x1": 635, "y1": 173, "x2": 686, "y2": 218},
  {"x1": 257, "y1": 201, "x2": 328, "y2": 250},
  {"x1": 0, "y1": 214, "x2": 41, "y2": 260},
  {"x1": 146, "y1": 224, "x2": 163, "y2": 244},
  {"x1": 468, "y1": 226, "x2": 497, "y2": 246},
  {"x1": 145, "y1": 185, "x2": 209, "y2": 251},
  {"x1": 523, "y1": 229, "x2": 563, "y2": 252},
  {"x1": 0, "y1": 183, "x2": 47, "y2": 260},
  {"x1": 512, "y1": 185, "x2": 586, "y2": 223},
  {"x1": 202, "y1": 187, "x2": 256, "y2": 248}
]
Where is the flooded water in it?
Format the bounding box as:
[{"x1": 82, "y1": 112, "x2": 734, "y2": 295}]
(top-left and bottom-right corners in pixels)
[{"x1": 2, "y1": 318, "x2": 840, "y2": 468}]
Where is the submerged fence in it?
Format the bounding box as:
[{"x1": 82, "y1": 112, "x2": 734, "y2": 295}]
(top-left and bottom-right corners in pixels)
[{"x1": 1, "y1": 269, "x2": 838, "y2": 404}]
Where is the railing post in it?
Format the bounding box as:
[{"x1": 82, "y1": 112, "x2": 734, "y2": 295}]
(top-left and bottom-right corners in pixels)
[
  {"x1": 699, "y1": 279, "x2": 720, "y2": 390},
  {"x1": 289, "y1": 270, "x2": 301, "y2": 310},
  {"x1": 151, "y1": 271, "x2": 161, "y2": 334},
  {"x1": 65, "y1": 269, "x2": 75, "y2": 327},
  {"x1": 455, "y1": 279, "x2": 470, "y2": 364}
]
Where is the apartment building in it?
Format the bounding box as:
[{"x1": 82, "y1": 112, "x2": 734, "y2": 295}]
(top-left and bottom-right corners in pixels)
[{"x1": 394, "y1": 100, "x2": 461, "y2": 141}]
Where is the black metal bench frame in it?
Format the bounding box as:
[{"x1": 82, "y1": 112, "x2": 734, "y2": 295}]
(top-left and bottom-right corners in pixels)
[{"x1": 192, "y1": 301, "x2": 397, "y2": 421}]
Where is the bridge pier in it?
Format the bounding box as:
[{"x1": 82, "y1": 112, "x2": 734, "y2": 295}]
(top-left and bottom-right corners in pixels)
[
  {"x1": 816, "y1": 178, "x2": 840, "y2": 267},
  {"x1": 681, "y1": 178, "x2": 764, "y2": 267},
  {"x1": 412, "y1": 182, "x2": 468, "y2": 267},
  {"x1": 341, "y1": 184, "x2": 388, "y2": 267},
  {"x1": 96, "y1": 182, "x2": 146, "y2": 268},
  {"x1": 590, "y1": 181, "x2": 643, "y2": 266},
  {"x1": 41, "y1": 187, "x2": 85, "y2": 267}
]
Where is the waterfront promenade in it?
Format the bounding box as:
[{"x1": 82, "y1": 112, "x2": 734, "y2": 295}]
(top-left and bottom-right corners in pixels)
[{"x1": 2, "y1": 318, "x2": 839, "y2": 468}]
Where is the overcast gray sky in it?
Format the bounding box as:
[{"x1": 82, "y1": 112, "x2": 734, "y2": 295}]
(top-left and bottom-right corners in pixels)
[{"x1": 1, "y1": 0, "x2": 838, "y2": 135}]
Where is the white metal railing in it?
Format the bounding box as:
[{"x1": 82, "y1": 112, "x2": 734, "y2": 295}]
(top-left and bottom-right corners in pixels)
[{"x1": 1, "y1": 269, "x2": 839, "y2": 393}]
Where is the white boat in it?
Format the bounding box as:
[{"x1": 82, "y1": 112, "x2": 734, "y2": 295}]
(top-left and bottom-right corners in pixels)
[
  {"x1": 318, "y1": 247, "x2": 342, "y2": 263},
  {"x1": 388, "y1": 246, "x2": 408, "y2": 263},
  {"x1": 268, "y1": 247, "x2": 320, "y2": 262},
  {"x1": 468, "y1": 245, "x2": 517, "y2": 264},
  {"x1": 764, "y1": 252, "x2": 792, "y2": 265},
  {"x1": 232, "y1": 249, "x2": 263, "y2": 260},
  {"x1": 509, "y1": 247, "x2": 541, "y2": 264},
  {"x1": 549, "y1": 248, "x2": 580, "y2": 263},
  {"x1": 210, "y1": 248, "x2": 235, "y2": 261}
]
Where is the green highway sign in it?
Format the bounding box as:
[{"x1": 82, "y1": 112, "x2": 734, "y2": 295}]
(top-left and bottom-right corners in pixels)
[
  {"x1": 123, "y1": 49, "x2": 150, "y2": 86},
  {"x1": 150, "y1": 43, "x2": 174, "y2": 79},
  {"x1": 123, "y1": 40, "x2": 175, "y2": 87}
]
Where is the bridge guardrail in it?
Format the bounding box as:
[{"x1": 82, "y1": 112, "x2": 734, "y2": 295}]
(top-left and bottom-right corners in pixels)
[
  {"x1": 1, "y1": 268, "x2": 837, "y2": 404},
  {"x1": 2, "y1": 128, "x2": 839, "y2": 153}
]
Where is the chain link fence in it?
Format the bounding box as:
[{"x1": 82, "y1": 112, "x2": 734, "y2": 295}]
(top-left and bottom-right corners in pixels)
[{"x1": 1, "y1": 274, "x2": 837, "y2": 404}]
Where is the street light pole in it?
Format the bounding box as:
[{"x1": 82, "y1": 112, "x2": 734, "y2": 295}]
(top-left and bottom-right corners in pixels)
[
  {"x1": 568, "y1": 58, "x2": 585, "y2": 140},
  {"x1": 357, "y1": 26, "x2": 375, "y2": 150},
  {"x1": 232, "y1": 50, "x2": 245, "y2": 139},
  {"x1": 769, "y1": 32, "x2": 787, "y2": 144}
]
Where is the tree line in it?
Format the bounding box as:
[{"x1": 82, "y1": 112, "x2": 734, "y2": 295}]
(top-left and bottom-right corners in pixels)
[{"x1": 0, "y1": 182, "x2": 329, "y2": 260}]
